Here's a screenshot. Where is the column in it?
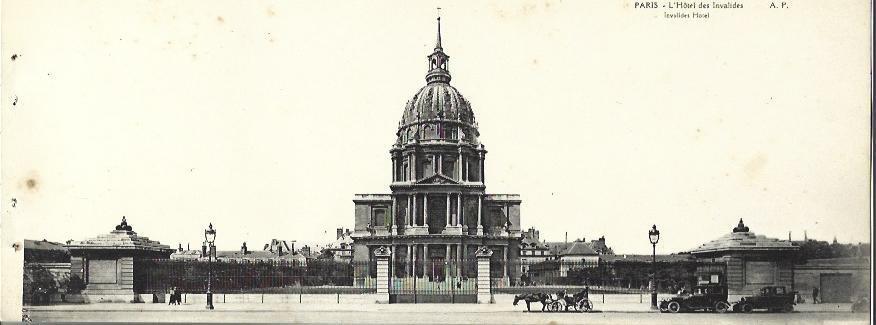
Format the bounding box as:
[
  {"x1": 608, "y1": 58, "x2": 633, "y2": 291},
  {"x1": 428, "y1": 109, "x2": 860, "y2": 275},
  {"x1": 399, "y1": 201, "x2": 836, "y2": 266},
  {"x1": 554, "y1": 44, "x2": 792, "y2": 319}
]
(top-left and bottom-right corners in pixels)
[
  {"x1": 406, "y1": 195, "x2": 412, "y2": 229},
  {"x1": 413, "y1": 244, "x2": 419, "y2": 278},
  {"x1": 457, "y1": 148, "x2": 463, "y2": 181},
  {"x1": 407, "y1": 244, "x2": 413, "y2": 276},
  {"x1": 411, "y1": 153, "x2": 417, "y2": 181},
  {"x1": 476, "y1": 195, "x2": 483, "y2": 235},
  {"x1": 503, "y1": 246, "x2": 509, "y2": 280},
  {"x1": 375, "y1": 246, "x2": 391, "y2": 304},
  {"x1": 437, "y1": 154, "x2": 442, "y2": 174},
  {"x1": 476, "y1": 246, "x2": 493, "y2": 304},
  {"x1": 456, "y1": 244, "x2": 462, "y2": 278},
  {"x1": 445, "y1": 244, "x2": 451, "y2": 278},
  {"x1": 424, "y1": 245, "x2": 430, "y2": 279},
  {"x1": 392, "y1": 156, "x2": 397, "y2": 182},
  {"x1": 480, "y1": 152, "x2": 485, "y2": 183},
  {"x1": 445, "y1": 194, "x2": 451, "y2": 227},
  {"x1": 391, "y1": 196, "x2": 398, "y2": 235},
  {"x1": 423, "y1": 194, "x2": 429, "y2": 229},
  {"x1": 457, "y1": 194, "x2": 464, "y2": 228},
  {"x1": 412, "y1": 194, "x2": 418, "y2": 226}
]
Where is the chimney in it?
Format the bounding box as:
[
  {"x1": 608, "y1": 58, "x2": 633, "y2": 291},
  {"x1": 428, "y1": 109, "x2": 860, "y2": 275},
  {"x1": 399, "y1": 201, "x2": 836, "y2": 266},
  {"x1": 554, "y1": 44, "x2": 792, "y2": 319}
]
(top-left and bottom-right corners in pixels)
[
  {"x1": 337, "y1": 228, "x2": 344, "y2": 240},
  {"x1": 565, "y1": 232, "x2": 568, "y2": 244},
  {"x1": 241, "y1": 242, "x2": 248, "y2": 255},
  {"x1": 278, "y1": 243, "x2": 284, "y2": 256},
  {"x1": 202, "y1": 241, "x2": 208, "y2": 258},
  {"x1": 178, "y1": 243, "x2": 183, "y2": 252},
  {"x1": 187, "y1": 243, "x2": 190, "y2": 251}
]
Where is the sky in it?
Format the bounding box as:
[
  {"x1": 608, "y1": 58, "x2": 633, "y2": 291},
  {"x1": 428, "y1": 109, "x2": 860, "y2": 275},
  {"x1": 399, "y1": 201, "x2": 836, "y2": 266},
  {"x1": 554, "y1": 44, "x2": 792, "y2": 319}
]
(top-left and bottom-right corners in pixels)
[{"x1": 1, "y1": 1, "x2": 872, "y2": 260}]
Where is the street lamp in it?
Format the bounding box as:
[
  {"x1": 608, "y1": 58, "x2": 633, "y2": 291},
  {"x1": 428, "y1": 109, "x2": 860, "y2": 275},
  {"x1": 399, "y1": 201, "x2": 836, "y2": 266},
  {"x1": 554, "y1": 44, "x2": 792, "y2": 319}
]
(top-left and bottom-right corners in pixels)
[
  {"x1": 204, "y1": 223, "x2": 217, "y2": 310},
  {"x1": 648, "y1": 224, "x2": 660, "y2": 310}
]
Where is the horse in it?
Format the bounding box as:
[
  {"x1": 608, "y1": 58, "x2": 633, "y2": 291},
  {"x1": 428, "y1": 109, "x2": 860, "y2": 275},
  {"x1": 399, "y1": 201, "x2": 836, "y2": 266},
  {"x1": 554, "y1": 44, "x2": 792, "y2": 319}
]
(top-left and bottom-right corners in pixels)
[{"x1": 513, "y1": 293, "x2": 550, "y2": 312}]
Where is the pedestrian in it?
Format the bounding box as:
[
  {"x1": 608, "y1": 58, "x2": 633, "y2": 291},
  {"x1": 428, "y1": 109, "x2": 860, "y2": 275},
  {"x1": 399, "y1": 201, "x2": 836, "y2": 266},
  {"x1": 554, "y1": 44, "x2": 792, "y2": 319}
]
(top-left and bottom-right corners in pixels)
[
  {"x1": 812, "y1": 287, "x2": 819, "y2": 304},
  {"x1": 168, "y1": 286, "x2": 181, "y2": 305}
]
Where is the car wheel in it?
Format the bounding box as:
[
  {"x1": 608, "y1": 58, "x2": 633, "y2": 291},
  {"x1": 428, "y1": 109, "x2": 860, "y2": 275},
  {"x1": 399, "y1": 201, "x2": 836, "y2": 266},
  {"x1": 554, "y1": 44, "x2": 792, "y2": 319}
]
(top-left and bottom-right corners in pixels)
[
  {"x1": 714, "y1": 301, "x2": 730, "y2": 313},
  {"x1": 667, "y1": 301, "x2": 681, "y2": 313},
  {"x1": 782, "y1": 304, "x2": 793, "y2": 313},
  {"x1": 740, "y1": 303, "x2": 753, "y2": 313}
]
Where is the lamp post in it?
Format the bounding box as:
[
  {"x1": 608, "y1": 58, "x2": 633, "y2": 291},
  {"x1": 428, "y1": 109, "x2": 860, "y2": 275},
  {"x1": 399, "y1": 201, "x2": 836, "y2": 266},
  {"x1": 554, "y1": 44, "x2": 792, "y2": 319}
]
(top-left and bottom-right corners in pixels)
[
  {"x1": 648, "y1": 224, "x2": 660, "y2": 310},
  {"x1": 204, "y1": 223, "x2": 217, "y2": 310}
]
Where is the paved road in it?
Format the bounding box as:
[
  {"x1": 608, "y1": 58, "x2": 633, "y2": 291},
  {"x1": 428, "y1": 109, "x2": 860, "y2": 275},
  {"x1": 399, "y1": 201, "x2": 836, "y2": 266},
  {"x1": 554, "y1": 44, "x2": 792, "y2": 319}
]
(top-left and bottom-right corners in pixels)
[{"x1": 26, "y1": 304, "x2": 871, "y2": 324}]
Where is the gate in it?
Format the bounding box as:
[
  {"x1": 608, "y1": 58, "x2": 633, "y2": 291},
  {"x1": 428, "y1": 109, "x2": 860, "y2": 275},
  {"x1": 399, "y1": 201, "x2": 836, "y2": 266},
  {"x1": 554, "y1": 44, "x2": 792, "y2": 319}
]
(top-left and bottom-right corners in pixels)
[
  {"x1": 820, "y1": 273, "x2": 853, "y2": 303},
  {"x1": 389, "y1": 258, "x2": 477, "y2": 303}
]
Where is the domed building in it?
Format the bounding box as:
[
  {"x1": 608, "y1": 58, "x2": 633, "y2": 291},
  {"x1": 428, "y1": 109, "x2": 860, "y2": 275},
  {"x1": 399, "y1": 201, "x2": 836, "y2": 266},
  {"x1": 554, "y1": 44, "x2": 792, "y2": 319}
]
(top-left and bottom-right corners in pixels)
[{"x1": 351, "y1": 17, "x2": 522, "y2": 296}]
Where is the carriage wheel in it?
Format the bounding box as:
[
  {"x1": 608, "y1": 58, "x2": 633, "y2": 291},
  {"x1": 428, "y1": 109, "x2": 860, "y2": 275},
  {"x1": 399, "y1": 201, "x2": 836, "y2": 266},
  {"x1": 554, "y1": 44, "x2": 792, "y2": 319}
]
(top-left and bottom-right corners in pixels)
[
  {"x1": 575, "y1": 300, "x2": 585, "y2": 313},
  {"x1": 782, "y1": 303, "x2": 794, "y2": 313},
  {"x1": 714, "y1": 301, "x2": 730, "y2": 313},
  {"x1": 667, "y1": 301, "x2": 681, "y2": 313},
  {"x1": 740, "y1": 303, "x2": 753, "y2": 313}
]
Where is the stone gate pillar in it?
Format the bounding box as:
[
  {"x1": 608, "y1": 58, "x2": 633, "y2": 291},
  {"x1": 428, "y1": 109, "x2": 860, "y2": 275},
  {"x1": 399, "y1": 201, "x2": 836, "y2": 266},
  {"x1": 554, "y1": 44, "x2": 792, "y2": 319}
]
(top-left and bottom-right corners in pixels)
[
  {"x1": 374, "y1": 246, "x2": 391, "y2": 304},
  {"x1": 475, "y1": 246, "x2": 493, "y2": 304}
]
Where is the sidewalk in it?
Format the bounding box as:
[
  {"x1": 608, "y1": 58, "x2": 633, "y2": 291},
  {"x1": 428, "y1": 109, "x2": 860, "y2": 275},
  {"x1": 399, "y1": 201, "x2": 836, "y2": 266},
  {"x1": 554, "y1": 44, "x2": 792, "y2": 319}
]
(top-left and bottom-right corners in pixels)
[{"x1": 25, "y1": 301, "x2": 856, "y2": 314}]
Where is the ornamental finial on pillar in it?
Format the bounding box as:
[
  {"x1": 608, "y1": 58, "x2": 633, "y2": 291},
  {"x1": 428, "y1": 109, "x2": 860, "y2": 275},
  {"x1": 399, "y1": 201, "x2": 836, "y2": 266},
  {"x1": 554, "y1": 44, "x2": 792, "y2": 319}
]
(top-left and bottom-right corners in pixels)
[
  {"x1": 115, "y1": 216, "x2": 133, "y2": 231},
  {"x1": 733, "y1": 218, "x2": 749, "y2": 233}
]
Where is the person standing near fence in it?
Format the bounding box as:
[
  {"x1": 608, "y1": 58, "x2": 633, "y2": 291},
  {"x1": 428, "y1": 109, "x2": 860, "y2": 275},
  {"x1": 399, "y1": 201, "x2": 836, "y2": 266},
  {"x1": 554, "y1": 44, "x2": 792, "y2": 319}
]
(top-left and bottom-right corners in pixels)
[{"x1": 812, "y1": 287, "x2": 820, "y2": 304}]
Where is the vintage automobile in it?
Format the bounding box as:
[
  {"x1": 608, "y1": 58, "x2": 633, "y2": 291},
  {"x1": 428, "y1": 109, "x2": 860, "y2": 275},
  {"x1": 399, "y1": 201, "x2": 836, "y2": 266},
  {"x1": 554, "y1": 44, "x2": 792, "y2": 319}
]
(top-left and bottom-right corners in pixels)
[
  {"x1": 732, "y1": 286, "x2": 796, "y2": 313},
  {"x1": 659, "y1": 284, "x2": 731, "y2": 313}
]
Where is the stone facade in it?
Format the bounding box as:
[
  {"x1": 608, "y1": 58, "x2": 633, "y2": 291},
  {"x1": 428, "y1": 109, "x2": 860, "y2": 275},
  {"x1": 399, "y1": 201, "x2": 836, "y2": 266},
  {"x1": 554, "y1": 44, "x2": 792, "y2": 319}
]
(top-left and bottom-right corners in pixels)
[
  {"x1": 64, "y1": 217, "x2": 173, "y2": 302},
  {"x1": 690, "y1": 219, "x2": 799, "y2": 298},
  {"x1": 351, "y1": 19, "x2": 522, "y2": 284},
  {"x1": 792, "y1": 257, "x2": 870, "y2": 303}
]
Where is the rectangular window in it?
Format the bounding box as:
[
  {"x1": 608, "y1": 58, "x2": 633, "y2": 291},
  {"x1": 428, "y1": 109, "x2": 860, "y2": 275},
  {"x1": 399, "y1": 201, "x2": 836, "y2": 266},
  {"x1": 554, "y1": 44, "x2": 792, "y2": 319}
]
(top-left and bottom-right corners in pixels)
[
  {"x1": 372, "y1": 208, "x2": 386, "y2": 227},
  {"x1": 710, "y1": 274, "x2": 720, "y2": 284}
]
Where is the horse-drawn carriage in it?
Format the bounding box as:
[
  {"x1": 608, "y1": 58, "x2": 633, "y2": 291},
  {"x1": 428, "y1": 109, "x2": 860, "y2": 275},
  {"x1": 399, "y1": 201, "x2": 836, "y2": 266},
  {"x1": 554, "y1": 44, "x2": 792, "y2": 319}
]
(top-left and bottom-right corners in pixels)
[{"x1": 513, "y1": 289, "x2": 593, "y2": 312}]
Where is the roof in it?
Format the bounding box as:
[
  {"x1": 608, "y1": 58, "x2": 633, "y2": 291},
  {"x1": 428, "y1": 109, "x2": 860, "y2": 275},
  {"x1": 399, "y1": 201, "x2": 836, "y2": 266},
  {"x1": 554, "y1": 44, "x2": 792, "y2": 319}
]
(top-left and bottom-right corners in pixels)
[
  {"x1": 690, "y1": 219, "x2": 798, "y2": 255},
  {"x1": 521, "y1": 237, "x2": 548, "y2": 250},
  {"x1": 216, "y1": 250, "x2": 307, "y2": 261},
  {"x1": 394, "y1": 24, "x2": 481, "y2": 147},
  {"x1": 561, "y1": 241, "x2": 598, "y2": 256},
  {"x1": 600, "y1": 254, "x2": 694, "y2": 263},
  {"x1": 64, "y1": 217, "x2": 172, "y2": 253}
]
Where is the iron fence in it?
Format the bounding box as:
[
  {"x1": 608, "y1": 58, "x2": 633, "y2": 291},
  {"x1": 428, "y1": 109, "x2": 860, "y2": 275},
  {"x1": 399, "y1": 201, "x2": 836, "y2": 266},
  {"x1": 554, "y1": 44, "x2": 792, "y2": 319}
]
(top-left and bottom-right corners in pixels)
[
  {"x1": 133, "y1": 257, "x2": 726, "y2": 297},
  {"x1": 493, "y1": 259, "x2": 726, "y2": 294},
  {"x1": 135, "y1": 259, "x2": 376, "y2": 294},
  {"x1": 388, "y1": 258, "x2": 478, "y2": 303}
]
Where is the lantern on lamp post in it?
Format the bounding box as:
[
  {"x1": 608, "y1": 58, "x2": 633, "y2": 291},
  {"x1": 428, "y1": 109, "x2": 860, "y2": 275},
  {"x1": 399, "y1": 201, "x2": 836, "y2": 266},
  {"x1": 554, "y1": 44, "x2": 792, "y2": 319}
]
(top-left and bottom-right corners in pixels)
[
  {"x1": 648, "y1": 224, "x2": 660, "y2": 310},
  {"x1": 204, "y1": 223, "x2": 217, "y2": 310}
]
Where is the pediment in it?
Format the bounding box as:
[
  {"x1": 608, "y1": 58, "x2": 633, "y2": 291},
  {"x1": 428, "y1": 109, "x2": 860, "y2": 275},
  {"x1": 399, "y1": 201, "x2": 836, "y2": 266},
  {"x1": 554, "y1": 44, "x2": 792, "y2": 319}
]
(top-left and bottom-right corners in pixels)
[{"x1": 416, "y1": 174, "x2": 460, "y2": 185}]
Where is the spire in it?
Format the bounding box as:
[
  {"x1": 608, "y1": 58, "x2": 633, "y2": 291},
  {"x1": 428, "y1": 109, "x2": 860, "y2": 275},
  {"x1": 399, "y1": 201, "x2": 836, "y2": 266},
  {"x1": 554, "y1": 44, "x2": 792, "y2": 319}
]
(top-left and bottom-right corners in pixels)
[
  {"x1": 425, "y1": 12, "x2": 451, "y2": 84},
  {"x1": 435, "y1": 13, "x2": 443, "y2": 50}
]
